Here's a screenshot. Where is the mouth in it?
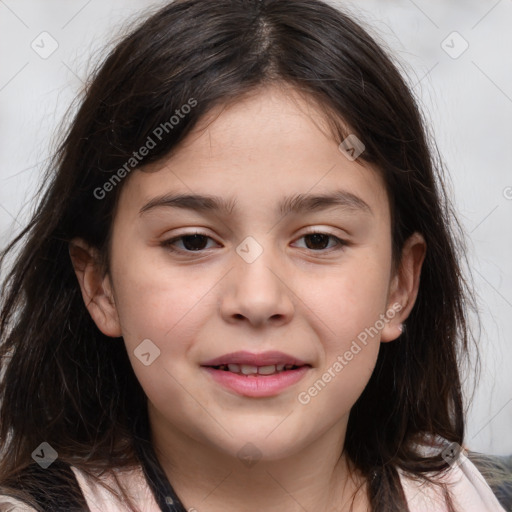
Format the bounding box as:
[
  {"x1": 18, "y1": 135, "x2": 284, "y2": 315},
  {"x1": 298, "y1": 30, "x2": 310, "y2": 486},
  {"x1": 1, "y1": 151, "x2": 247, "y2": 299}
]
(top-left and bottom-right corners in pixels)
[
  {"x1": 200, "y1": 351, "x2": 312, "y2": 397},
  {"x1": 206, "y1": 363, "x2": 308, "y2": 376},
  {"x1": 201, "y1": 350, "x2": 310, "y2": 369}
]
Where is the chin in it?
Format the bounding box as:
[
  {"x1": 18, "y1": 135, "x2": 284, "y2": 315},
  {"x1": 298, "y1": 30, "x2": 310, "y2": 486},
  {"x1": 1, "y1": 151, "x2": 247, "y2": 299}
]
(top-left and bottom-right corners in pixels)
[{"x1": 211, "y1": 426, "x2": 312, "y2": 464}]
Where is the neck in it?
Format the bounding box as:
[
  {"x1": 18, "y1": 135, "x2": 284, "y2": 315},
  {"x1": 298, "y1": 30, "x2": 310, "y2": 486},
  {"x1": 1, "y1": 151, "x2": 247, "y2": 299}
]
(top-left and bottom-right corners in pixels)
[{"x1": 147, "y1": 405, "x2": 368, "y2": 512}]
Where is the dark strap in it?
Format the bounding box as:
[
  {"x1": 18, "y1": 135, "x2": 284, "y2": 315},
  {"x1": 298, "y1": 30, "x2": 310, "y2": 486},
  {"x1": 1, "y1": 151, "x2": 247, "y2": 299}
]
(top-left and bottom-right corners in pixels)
[
  {"x1": 133, "y1": 411, "x2": 188, "y2": 512},
  {"x1": 8, "y1": 458, "x2": 89, "y2": 512}
]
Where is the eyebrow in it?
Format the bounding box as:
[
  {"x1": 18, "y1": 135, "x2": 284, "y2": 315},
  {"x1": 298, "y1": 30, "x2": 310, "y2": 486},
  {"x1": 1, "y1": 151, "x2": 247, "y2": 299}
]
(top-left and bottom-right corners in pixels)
[{"x1": 139, "y1": 189, "x2": 372, "y2": 217}]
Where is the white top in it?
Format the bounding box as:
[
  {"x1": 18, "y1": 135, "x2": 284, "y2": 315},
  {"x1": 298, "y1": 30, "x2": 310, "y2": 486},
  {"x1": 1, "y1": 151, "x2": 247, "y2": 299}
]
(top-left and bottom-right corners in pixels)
[{"x1": 0, "y1": 456, "x2": 506, "y2": 511}]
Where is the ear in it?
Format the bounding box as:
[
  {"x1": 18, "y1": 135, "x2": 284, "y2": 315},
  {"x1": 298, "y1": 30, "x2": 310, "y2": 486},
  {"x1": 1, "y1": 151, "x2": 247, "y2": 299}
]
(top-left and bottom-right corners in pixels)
[
  {"x1": 381, "y1": 232, "x2": 426, "y2": 342},
  {"x1": 68, "y1": 238, "x2": 122, "y2": 338}
]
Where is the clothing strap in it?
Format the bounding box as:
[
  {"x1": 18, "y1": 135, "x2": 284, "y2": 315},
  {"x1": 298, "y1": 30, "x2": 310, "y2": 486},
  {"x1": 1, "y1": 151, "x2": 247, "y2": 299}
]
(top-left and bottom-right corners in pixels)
[{"x1": 133, "y1": 411, "x2": 188, "y2": 512}]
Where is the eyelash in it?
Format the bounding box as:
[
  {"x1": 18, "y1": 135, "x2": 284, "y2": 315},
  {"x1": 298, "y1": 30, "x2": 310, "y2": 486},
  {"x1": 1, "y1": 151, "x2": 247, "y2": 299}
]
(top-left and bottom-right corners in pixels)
[{"x1": 160, "y1": 230, "x2": 347, "y2": 255}]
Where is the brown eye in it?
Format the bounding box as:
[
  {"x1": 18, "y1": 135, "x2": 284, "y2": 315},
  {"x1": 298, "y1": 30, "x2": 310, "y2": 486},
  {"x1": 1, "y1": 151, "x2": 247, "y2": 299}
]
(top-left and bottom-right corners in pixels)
[
  {"x1": 161, "y1": 233, "x2": 218, "y2": 253},
  {"x1": 304, "y1": 233, "x2": 331, "y2": 250},
  {"x1": 294, "y1": 232, "x2": 345, "y2": 252}
]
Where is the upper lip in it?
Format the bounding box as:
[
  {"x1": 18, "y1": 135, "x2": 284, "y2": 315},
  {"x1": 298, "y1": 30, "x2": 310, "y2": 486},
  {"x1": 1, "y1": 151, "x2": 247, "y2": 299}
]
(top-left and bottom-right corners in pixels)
[{"x1": 201, "y1": 351, "x2": 309, "y2": 367}]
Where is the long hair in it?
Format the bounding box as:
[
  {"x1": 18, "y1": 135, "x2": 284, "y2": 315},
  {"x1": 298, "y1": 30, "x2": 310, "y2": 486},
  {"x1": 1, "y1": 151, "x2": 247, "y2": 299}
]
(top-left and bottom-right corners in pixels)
[{"x1": 0, "y1": 1, "x2": 479, "y2": 510}]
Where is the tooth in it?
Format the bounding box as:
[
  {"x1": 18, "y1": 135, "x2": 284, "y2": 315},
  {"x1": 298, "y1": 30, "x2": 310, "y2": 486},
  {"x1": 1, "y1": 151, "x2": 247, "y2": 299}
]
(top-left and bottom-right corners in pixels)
[
  {"x1": 276, "y1": 364, "x2": 285, "y2": 371},
  {"x1": 227, "y1": 364, "x2": 240, "y2": 373},
  {"x1": 240, "y1": 364, "x2": 258, "y2": 375},
  {"x1": 258, "y1": 365, "x2": 277, "y2": 375},
  {"x1": 284, "y1": 364, "x2": 294, "y2": 370}
]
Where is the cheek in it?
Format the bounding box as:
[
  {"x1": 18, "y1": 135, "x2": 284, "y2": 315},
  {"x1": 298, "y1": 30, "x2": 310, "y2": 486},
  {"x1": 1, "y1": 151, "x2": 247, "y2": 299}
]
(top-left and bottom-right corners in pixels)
[
  {"x1": 294, "y1": 253, "x2": 390, "y2": 406},
  {"x1": 292, "y1": 293, "x2": 383, "y2": 452},
  {"x1": 112, "y1": 245, "x2": 211, "y2": 338},
  {"x1": 305, "y1": 252, "x2": 391, "y2": 346},
  {"x1": 112, "y1": 263, "x2": 214, "y2": 431},
  {"x1": 110, "y1": 251, "x2": 219, "y2": 388},
  {"x1": 110, "y1": 257, "x2": 224, "y2": 448}
]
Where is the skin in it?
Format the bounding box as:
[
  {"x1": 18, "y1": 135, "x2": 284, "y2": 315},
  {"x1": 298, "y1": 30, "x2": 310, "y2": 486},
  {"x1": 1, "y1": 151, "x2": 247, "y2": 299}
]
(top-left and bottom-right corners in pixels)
[{"x1": 70, "y1": 83, "x2": 426, "y2": 512}]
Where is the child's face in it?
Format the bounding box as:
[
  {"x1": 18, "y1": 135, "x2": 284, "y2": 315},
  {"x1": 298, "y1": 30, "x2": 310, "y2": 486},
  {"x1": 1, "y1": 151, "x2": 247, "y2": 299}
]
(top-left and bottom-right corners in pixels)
[{"x1": 75, "y1": 84, "x2": 422, "y2": 463}]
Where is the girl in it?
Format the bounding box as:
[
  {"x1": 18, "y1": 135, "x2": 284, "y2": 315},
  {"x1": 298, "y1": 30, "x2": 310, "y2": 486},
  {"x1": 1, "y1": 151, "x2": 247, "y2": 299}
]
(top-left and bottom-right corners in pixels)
[{"x1": 0, "y1": 0, "x2": 507, "y2": 510}]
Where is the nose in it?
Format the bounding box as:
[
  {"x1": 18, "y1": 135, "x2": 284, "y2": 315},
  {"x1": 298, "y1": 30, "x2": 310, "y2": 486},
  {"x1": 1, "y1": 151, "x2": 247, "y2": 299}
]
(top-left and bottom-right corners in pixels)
[{"x1": 219, "y1": 245, "x2": 295, "y2": 328}]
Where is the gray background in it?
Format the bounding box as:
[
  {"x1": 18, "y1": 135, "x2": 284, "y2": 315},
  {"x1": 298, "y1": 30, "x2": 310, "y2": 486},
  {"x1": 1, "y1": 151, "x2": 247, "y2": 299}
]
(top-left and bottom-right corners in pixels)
[{"x1": 0, "y1": 0, "x2": 511, "y2": 455}]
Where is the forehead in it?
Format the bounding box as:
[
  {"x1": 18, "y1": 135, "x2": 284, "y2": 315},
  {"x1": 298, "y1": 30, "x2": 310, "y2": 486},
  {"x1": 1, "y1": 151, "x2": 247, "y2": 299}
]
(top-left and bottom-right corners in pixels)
[{"x1": 115, "y1": 84, "x2": 390, "y2": 224}]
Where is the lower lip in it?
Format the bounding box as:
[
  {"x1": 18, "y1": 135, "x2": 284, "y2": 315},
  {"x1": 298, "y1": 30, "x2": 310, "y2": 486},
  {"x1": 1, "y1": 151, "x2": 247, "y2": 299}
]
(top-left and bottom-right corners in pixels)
[{"x1": 201, "y1": 366, "x2": 310, "y2": 397}]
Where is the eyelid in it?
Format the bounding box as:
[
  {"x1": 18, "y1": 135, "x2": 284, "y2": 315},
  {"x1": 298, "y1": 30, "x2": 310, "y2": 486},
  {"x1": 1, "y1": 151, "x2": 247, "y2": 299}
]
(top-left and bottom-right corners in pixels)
[{"x1": 299, "y1": 226, "x2": 346, "y2": 237}]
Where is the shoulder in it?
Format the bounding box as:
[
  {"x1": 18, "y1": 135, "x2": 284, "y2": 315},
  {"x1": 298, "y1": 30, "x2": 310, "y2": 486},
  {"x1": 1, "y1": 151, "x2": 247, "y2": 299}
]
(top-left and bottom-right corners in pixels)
[
  {"x1": 0, "y1": 495, "x2": 37, "y2": 512},
  {"x1": 398, "y1": 451, "x2": 507, "y2": 512},
  {"x1": 0, "y1": 458, "x2": 86, "y2": 511},
  {"x1": 470, "y1": 452, "x2": 512, "y2": 509},
  {"x1": 70, "y1": 464, "x2": 158, "y2": 512}
]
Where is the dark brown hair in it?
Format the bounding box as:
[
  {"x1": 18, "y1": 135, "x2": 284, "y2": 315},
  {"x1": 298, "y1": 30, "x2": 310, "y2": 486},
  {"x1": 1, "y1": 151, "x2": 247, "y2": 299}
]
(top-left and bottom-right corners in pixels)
[{"x1": 0, "y1": 0, "x2": 479, "y2": 510}]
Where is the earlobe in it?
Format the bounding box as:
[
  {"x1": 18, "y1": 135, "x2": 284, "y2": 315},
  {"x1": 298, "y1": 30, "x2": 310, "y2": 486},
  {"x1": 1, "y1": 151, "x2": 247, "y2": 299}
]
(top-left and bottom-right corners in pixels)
[
  {"x1": 381, "y1": 232, "x2": 426, "y2": 343},
  {"x1": 68, "y1": 238, "x2": 122, "y2": 338}
]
